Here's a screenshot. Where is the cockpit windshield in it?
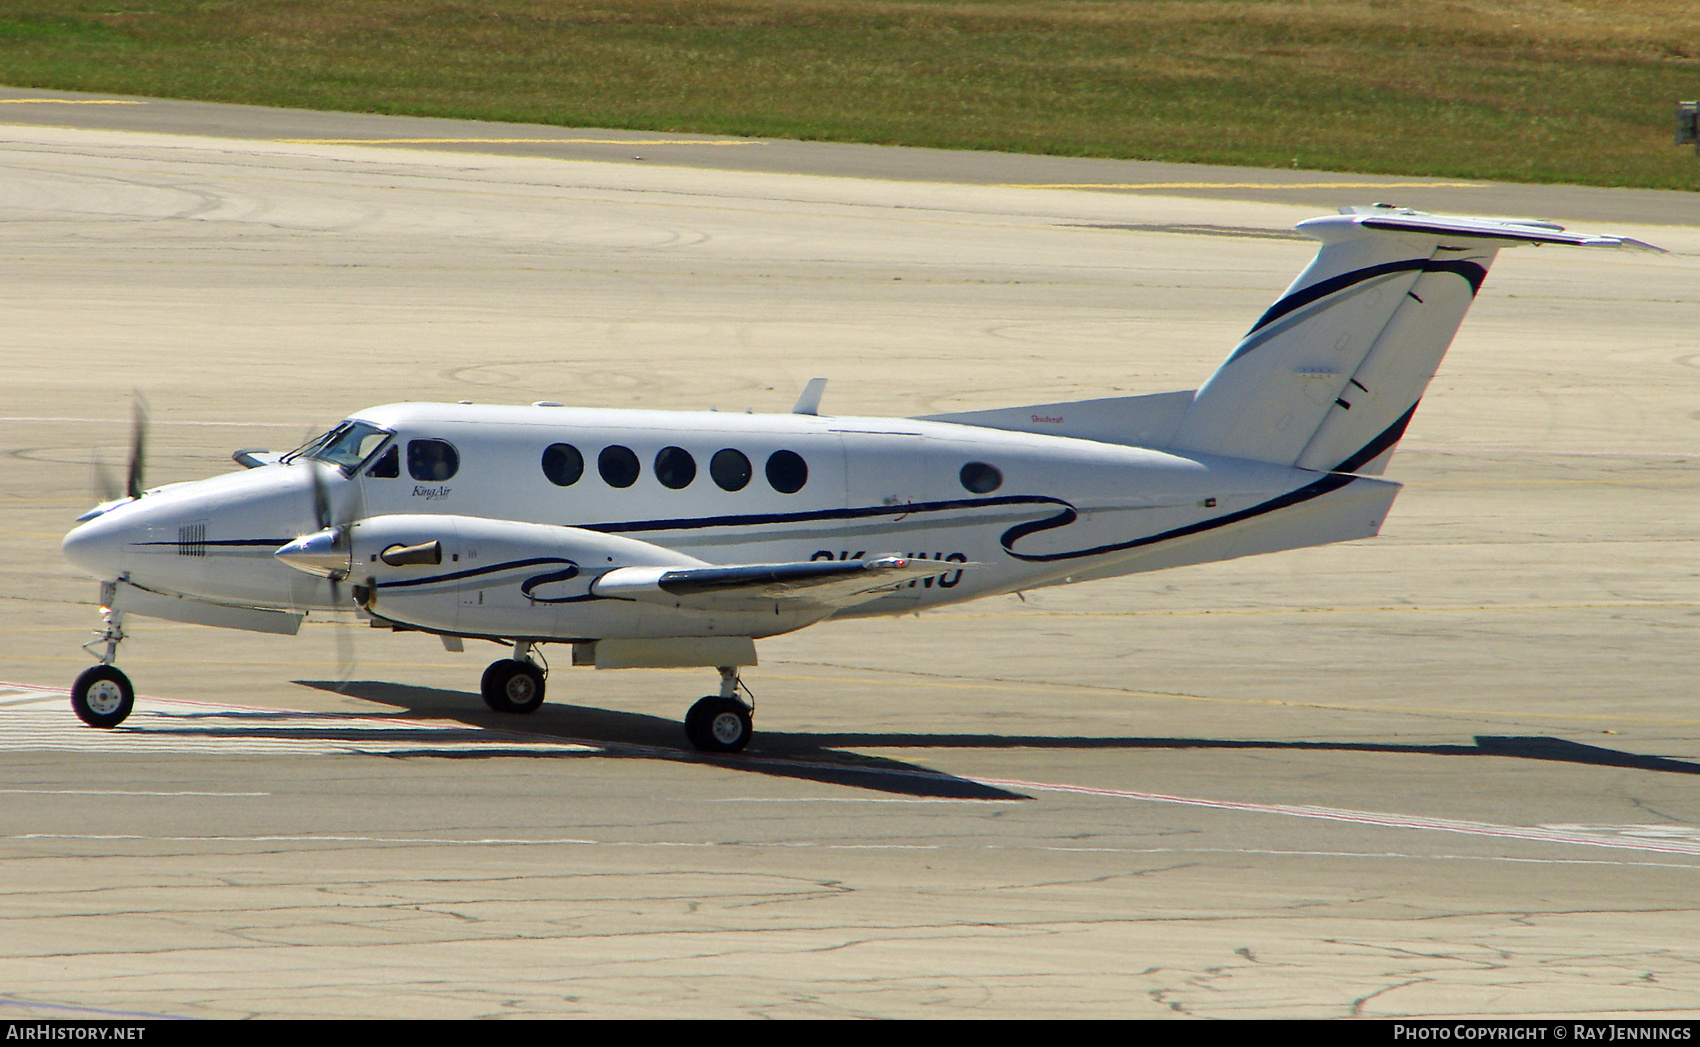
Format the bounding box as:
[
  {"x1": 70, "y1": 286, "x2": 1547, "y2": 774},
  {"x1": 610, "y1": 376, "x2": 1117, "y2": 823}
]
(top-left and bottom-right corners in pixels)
[{"x1": 285, "y1": 421, "x2": 392, "y2": 473}]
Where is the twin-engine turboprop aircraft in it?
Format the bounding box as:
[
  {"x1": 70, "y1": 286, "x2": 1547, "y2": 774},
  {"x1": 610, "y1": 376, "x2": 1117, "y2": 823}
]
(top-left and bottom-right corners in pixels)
[{"x1": 59, "y1": 206, "x2": 1658, "y2": 751}]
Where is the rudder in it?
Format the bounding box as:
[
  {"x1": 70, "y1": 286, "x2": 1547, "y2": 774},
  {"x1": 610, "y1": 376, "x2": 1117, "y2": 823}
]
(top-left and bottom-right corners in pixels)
[{"x1": 1168, "y1": 206, "x2": 1655, "y2": 474}]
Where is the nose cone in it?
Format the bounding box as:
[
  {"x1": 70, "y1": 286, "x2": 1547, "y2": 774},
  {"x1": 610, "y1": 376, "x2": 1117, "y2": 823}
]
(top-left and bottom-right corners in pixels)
[
  {"x1": 62, "y1": 509, "x2": 130, "y2": 580},
  {"x1": 275, "y1": 528, "x2": 350, "y2": 579}
]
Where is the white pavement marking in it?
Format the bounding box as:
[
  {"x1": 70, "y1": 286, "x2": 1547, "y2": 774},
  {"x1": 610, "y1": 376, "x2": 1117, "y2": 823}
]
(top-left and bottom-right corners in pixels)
[
  {"x1": 0, "y1": 789, "x2": 268, "y2": 797},
  {"x1": 7, "y1": 834, "x2": 1699, "y2": 870},
  {"x1": 0, "y1": 416, "x2": 310, "y2": 428},
  {"x1": 701, "y1": 797, "x2": 1021, "y2": 804},
  {"x1": 0, "y1": 685, "x2": 597, "y2": 757},
  {"x1": 974, "y1": 776, "x2": 1700, "y2": 858}
]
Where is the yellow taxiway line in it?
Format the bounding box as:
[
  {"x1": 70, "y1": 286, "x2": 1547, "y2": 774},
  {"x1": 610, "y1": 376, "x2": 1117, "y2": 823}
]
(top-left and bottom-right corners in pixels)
[
  {"x1": 276, "y1": 137, "x2": 762, "y2": 146},
  {"x1": 1003, "y1": 180, "x2": 1487, "y2": 190}
]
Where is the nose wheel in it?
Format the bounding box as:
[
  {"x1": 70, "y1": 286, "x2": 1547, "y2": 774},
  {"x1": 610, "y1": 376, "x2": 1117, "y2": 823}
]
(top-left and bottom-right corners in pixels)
[
  {"x1": 684, "y1": 666, "x2": 754, "y2": 753},
  {"x1": 72, "y1": 599, "x2": 134, "y2": 728},
  {"x1": 72, "y1": 664, "x2": 134, "y2": 729}
]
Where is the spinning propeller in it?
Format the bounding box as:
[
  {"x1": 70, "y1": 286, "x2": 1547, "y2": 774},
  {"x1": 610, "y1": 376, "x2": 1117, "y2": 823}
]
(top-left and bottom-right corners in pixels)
[
  {"x1": 87, "y1": 395, "x2": 149, "y2": 511},
  {"x1": 275, "y1": 451, "x2": 373, "y2": 689},
  {"x1": 277, "y1": 458, "x2": 364, "y2": 588}
]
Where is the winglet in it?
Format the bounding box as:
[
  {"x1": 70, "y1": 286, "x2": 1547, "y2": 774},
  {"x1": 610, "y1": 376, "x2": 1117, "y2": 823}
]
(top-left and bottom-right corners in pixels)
[{"x1": 792, "y1": 377, "x2": 828, "y2": 415}]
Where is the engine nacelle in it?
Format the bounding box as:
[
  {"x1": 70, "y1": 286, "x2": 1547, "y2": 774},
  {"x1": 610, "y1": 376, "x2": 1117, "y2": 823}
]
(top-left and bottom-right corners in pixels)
[{"x1": 346, "y1": 514, "x2": 819, "y2": 641}]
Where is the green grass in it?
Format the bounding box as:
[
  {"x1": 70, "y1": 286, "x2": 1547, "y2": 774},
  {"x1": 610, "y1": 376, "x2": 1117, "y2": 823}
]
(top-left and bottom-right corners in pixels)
[{"x1": 1, "y1": 1, "x2": 1697, "y2": 189}]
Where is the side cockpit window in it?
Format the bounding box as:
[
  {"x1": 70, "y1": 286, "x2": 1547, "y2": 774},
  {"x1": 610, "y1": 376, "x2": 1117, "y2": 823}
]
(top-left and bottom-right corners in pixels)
[
  {"x1": 366, "y1": 445, "x2": 400, "y2": 478},
  {"x1": 407, "y1": 439, "x2": 460, "y2": 482}
]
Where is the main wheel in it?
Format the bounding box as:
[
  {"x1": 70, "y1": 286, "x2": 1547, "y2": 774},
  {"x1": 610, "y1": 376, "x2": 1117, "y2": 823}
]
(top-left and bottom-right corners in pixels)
[
  {"x1": 684, "y1": 696, "x2": 753, "y2": 753},
  {"x1": 71, "y1": 665, "x2": 134, "y2": 729},
  {"x1": 480, "y1": 659, "x2": 546, "y2": 713}
]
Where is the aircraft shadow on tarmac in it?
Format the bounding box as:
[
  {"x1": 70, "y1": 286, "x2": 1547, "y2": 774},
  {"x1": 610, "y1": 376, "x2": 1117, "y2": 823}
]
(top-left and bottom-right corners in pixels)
[
  {"x1": 276, "y1": 680, "x2": 1700, "y2": 799},
  {"x1": 290, "y1": 680, "x2": 1024, "y2": 800}
]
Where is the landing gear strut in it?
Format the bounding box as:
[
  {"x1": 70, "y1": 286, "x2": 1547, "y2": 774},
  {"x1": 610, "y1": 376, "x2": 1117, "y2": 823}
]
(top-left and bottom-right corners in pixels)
[
  {"x1": 684, "y1": 666, "x2": 753, "y2": 753},
  {"x1": 73, "y1": 602, "x2": 134, "y2": 728},
  {"x1": 481, "y1": 640, "x2": 546, "y2": 713}
]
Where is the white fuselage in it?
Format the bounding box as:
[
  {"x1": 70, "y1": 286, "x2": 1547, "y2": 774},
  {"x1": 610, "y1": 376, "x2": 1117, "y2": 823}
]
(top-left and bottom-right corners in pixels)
[{"x1": 62, "y1": 401, "x2": 1398, "y2": 643}]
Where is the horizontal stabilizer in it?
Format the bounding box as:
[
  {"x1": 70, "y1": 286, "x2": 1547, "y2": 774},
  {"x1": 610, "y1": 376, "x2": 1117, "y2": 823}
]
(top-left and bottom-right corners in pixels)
[
  {"x1": 593, "y1": 555, "x2": 968, "y2": 610},
  {"x1": 1337, "y1": 208, "x2": 1664, "y2": 252}
]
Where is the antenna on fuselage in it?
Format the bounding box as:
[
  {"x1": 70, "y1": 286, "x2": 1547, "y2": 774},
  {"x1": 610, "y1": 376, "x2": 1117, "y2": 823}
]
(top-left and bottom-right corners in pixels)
[{"x1": 792, "y1": 377, "x2": 827, "y2": 416}]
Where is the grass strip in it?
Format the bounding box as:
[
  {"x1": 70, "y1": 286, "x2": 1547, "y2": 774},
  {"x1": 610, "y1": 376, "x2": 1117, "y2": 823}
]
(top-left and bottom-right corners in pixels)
[{"x1": 0, "y1": 1, "x2": 1696, "y2": 190}]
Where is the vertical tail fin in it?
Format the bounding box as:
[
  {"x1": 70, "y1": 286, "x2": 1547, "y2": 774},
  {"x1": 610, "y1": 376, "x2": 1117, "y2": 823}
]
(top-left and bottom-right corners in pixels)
[{"x1": 1170, "y1": 207, "x2": 1658, "y2": 474}]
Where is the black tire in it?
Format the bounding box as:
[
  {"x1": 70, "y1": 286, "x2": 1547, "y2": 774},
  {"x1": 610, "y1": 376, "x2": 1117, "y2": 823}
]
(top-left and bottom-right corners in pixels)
[
  {"x1": 684, "y1": 696, "x2": 752, "y2": 753},
  {"x1": 480, "y1": 659, "x2": 546, "y2": 713},
  {"x1": 71, "y1": 665, "x2": 134, "y2": 729}
]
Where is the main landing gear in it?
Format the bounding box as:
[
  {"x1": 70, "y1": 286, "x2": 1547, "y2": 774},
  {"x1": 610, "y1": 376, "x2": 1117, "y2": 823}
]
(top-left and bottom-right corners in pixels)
[
  {"x1": 72, "y1": 602, "x2": 134, "y2": 728},
  {"x1": 684, "y1": 666, "x2": 754, "y2": 754},
  {"x1": 480, "y1": 640, "x2": 547, "y2": 714},
  {"x1": 476, "y1": 648, "x2": 754, "y2": 753}
]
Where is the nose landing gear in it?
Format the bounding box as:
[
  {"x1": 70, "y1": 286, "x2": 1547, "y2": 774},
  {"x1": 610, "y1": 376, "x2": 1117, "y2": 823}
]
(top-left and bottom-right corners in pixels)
[
  {"x1": 684, "y1": 666, "x2": 754, "y2": 753},
  {"x1": 73, "y1": 601, "x2": 134, "y2": 728}
]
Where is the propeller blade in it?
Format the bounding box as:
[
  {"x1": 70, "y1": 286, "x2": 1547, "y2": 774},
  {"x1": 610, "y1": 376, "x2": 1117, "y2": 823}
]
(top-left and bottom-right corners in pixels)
[
  {"x1": 90, "y1": 451, "x2": 119, "y2": 504},
  {"x1": 341, "y1": 467, "x2": 366, "y2": 532},
  {"x1": 125, "y1": 395, "x2": 149, "y2": 500},
  {"x1": 308, "y1": 460, "x2": 332, "y2": 533},
  {"x1": 334, "y1": 610, "x2": 356, "y2": 693}
]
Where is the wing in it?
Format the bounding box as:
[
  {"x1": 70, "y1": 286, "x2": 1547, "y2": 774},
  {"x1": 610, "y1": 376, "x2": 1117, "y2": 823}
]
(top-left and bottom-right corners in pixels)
[{"x1": 592, "y1": 556, "x2": 970, "y2": 611}]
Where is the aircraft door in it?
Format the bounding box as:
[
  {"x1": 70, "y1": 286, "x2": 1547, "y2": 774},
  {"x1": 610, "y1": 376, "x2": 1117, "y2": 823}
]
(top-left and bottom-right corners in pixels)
[{"x1": 839, "y1": 430, "x2": 929, "y2": 558}]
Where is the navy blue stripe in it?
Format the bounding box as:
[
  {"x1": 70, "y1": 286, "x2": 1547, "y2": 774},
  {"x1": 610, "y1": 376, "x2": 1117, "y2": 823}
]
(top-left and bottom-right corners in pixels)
[
  {"x1": 374, "y1": 556, "x2": 578, "y2": 591},
  {"x1": 1247, "y1": 259, "x2": 1488, "y2": 337},
  {"x1": 179, "y1": 477, "x2": 1364, "y2": 579},
  {"x1": 999, "y1": 473, "x2": 1357, "y2": 563},
  {"x1": 136, "y1": 538, "x2": 293, "y2": 548},
  {"x1": 580, "y1": 494, "x2": 1072, "y2": 536}
]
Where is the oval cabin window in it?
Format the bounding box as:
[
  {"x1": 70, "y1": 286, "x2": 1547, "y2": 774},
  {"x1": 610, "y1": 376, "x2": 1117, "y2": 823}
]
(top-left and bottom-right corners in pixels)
[
  {"x1": 407, "y1": 440, "x2": 460, "y2": 482},
  {"x1": 710, "y1": 448, "x2": 752, "y2": 491},
  {"x1": 654, "y1": 446, "x2": 697, "y2": 490},
  {"x1": 959, "y1": 461, "x2": 1003, "y2": 494},
  {"x1": 598, "y1": 445, "x2": 640, "y2": 488},
  {"x1": 542, "y1": 443, "x2": 584, "y2": 487},
  {"x1": 765, "y1": 450, "x2": 808, "y2": 494}
]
